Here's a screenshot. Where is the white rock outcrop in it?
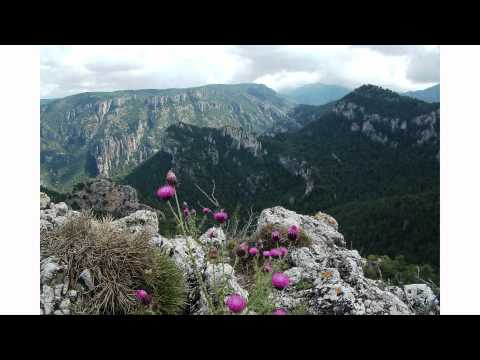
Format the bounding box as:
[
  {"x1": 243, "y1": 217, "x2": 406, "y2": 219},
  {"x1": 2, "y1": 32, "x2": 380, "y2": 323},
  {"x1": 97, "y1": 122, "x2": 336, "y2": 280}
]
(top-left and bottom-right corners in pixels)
[
  {"x1": 40, "y1": 195, "x2": 438, "y2": 315},
  {"x1": 112, "y1": 209, "x2": 159, "y2": 235},
  {"x1": 256, "y1": 206, "x2": 437, "y2": 315}
]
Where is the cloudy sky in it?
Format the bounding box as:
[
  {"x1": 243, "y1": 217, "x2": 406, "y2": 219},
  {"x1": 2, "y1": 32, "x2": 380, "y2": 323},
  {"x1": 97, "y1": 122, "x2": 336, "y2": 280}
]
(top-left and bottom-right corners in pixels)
[{"x1": 40, "y1": 45, "x2": 440, "y2": 99}]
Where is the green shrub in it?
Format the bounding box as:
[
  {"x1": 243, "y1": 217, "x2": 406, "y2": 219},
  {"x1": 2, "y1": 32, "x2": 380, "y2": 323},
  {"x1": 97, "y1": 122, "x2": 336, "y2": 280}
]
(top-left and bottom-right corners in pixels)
[
  {"x1": 247, "y1": 267, "x2": 275, "y2": 315},
  {"x1": 295, "y1": 278, "x2": 314, "y2": 291},
  {"x1": 363, "y1": 254, "x2": 439, "y2": 286},
  {"x1": 290, "y1": 303, "x2": 311, "y2": 315},
  {"x1": 242, "y1": 257, "x2": 292, "y2": 315},
  {"x1": 142, "y1": 249, "x2": 187, "y2": 315}
]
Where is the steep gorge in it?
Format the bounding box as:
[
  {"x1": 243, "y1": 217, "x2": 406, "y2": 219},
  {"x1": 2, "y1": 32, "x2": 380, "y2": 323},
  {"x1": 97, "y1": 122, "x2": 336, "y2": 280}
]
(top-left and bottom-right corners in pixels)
[{"x1": 41, "y1": 84, "x2": 294, "y2": 190}]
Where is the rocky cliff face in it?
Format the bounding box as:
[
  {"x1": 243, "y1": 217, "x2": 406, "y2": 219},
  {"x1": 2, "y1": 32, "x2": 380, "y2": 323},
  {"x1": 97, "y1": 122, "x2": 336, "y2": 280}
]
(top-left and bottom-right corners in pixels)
[
  {"x1": 40, "y1": 194, "x2": 439, "y2": 315},
  {"x1": 41, "y1": 84, "x2": 293, "y2": 190},
  {"x1": 278, "y1": 156, "x2": 315, "y2": 197},
  {"x1": 91, "y1": 120, "x2": 151, "y2": 177},
  {"x1": 333, "y1": 100, "x2": 440, "y2": 148},
  {"x1": 332, "y1": 85, "x2": 440, "y2": 149}
]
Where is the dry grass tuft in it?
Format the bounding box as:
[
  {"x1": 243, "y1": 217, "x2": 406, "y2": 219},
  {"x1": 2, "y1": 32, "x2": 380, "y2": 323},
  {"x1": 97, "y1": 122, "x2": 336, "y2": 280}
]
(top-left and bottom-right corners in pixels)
[{"x1": 41, "y1": 210, "x2": 185, "y2": 315}]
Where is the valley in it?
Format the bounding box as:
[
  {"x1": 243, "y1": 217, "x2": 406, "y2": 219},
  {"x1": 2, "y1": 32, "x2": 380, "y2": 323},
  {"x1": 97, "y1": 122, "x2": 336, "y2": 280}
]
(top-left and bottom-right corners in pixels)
[{"x1": 41, "y1": 83, "x2": 440, "y2": 284}]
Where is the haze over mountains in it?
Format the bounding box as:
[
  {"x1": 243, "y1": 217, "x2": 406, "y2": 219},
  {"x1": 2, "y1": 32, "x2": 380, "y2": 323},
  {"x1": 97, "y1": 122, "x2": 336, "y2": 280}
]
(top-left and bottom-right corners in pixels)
[
  {"x1": 403, "y1": 84, "x2": 440, "y2": 103},
  {"x1": 277, "y1": 82, "x2": 440, "y2": 106},
  {"x1": 280, "y1": 83, "x2": 352, "y2": 106},
  {"x1": 40, "y1": 82, "x2": 440, "y2": 275}
]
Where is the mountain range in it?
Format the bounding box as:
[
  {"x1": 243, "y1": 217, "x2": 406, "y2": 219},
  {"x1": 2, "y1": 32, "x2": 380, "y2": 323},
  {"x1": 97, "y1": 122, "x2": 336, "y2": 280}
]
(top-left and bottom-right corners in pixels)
[
  {"x1": 40, "y1": 83, "x2": 295, "y2": 190},
  {"x1": 280, "y1": 83, "x2": 352, "y2": 106},
  {"x1": 277, "y1": 83, "x2": 440, "y2": 106},
  {"x1": 40, "y1": 82, "x2": 440, "y2": 275},
  {"x1": 403, "y1": 84, "x2": 440, "y2": 103}
]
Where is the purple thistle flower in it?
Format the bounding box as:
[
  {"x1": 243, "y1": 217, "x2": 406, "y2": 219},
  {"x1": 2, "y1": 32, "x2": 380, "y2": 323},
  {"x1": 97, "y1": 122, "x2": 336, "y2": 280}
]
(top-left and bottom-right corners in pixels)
[
  {"x1": 272, "y1": 272, "x2": 290, "y2": 290},
  {"x1": 269, "y1": 248, "x2": 281, "y2": 258},
  {"x1": 183, "y1": 208, "x2": 190, "y2": 218},
  {"x1": 156, "y1": 185, "x2": 176, "y2": 201},
  {"x1": 166, "y1": 170, "x2": 177, "y2": 186},
  {"x1": 236, "y1": 242, "x2": 249, "y2": 257},
  {"x1": 213, "y1": 209, "x2": 228, "y2": 224},
  {"x1": 287, "y1": 225, "x2": 300, "y2": 241},
  {"x1": 279, "y1": 246, "x2": 288, "y2": 257},
  {"x1": 271, "y1": 230, "x2": 280, "y2": 242},
  {"x1": 135, "y1": 289, "x2": 152, "y2": 305},
  {"x1": 263, "y1": 250, "x2": 271, "y2": 257},
  {"x1": 203, "y1": 207, "x2": 212, "y2": 215},
  {"x1": 273, "y1": 308, "x2": 288, "y2": 315},
  {"x1": 226, "y1": 293, "x2": 247, "y2": 313},
  {"x1": 248, "y1": 247, "x2": 258, "y2": 256}
]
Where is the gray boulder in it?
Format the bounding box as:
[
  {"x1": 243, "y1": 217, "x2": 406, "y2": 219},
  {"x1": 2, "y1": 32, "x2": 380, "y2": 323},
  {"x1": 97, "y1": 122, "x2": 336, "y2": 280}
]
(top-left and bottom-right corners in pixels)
[
  {"x1": 54, "y1": 202, "x2": 68, "y2": 216},
  {"x1": 258, "y1": 206, "x2": 428, "y2": 315},
  {"x1": 153, "y1": 235, "x2": 205, "y2": 276},
  {"x1": 386, "y1": 284, "x2": 437, "y2": 314},
  {"x1": 198, "y1": 227, "x2": 226, "y2": 248},
  {"x1": 78, "y1": 269, "x2": 95, "y2": 291},
  {"x1": 257, "y1": 206, "x2": 345, "y2": 247},
  {"x1": 113, "y1": 210, "x2": 159, "y2": 235},
  {"x1": 204, "y1": 262, "x2": 248, "y2": 300},
  {"x1": 40, "y1": 192, "x2": 51, "y2": 209}
]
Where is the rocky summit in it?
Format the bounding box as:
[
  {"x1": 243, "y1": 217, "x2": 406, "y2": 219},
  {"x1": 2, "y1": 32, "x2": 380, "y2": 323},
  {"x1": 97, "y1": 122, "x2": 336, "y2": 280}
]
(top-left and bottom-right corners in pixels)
[
  {"x1": 65, "y1": 177, "x2": 155, "y2": 218},
  {"x1": 40, "y1": 194, "x2": 439, "y2": 315}
]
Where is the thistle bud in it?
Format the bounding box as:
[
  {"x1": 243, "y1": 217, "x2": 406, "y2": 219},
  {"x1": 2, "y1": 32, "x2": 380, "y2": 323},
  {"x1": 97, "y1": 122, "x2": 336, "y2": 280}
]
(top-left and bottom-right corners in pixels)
[{"x1": 166, "y1": 170, "x2": 177, "y2": 186}]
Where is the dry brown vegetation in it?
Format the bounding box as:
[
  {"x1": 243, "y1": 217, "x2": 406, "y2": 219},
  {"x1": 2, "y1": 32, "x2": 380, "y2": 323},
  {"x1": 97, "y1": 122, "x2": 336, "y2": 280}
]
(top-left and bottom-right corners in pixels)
[{"x1": 41, "y1": 211, "x2": 186, "y2": 315}]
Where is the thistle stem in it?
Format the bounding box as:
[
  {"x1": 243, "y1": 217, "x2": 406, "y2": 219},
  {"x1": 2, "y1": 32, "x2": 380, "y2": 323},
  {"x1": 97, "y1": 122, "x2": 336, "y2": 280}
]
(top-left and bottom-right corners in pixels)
[{"x1": 171, "y1": 190, "x2": 215, "y2": 314}]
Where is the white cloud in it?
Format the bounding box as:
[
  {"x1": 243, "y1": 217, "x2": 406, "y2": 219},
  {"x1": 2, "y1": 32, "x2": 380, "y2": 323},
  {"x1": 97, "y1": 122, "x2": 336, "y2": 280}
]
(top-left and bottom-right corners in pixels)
[
  {"x1": 254, "y1": 71, "x2": 322, "y2": 91},
  {"x1": 40, "y1": 45, "x2": 439, "y2": 98}
]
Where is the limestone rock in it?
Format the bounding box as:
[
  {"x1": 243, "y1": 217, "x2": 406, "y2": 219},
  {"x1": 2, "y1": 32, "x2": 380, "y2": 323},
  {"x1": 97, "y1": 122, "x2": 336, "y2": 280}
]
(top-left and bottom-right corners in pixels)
[
  {"x1": 313, "y1": 211, "x2": 339, "y2": 230},
  {"x1": 40, "y1": 219, "x2": 53, "y2": 232},
  {"x1": 40, "y1": 201, "x2": 81, "y2": 233},
  {"x1": 198, "y1": 227, "x2": 226, "y2": 248},
  {"x1": 41, "y1": 285, "x2": 55, "y2": 315},
  {"x1": 59, "y1": 298, "x2": 71, "y2": 311},
  {"x1": 55, "y1": 202, "x2": 68, "y2": 216},
  {"x1": 78, "y1": 269, "x2": 95, "y2": 291},
  {"x1": 40, "y1": 192, "x2": 51, "y2": 209},
  {"x1": 153, "y1": 235, "x2": 205, "y2": 277},
  {"x1": 113, "y1": 210, "x2": 158, "y2": 235},
  {"x1": 283, "y1": 267, "x2": 304, "y2": 285},
  {"x1": 65, "y1": 178, "x2": 156, "y2": 217},
  {"x1": 258, "y1": 206, "x2": 430, "y2": 315},
  {"x1": 386, "y1": 284, "x2": 437, "y2": 314},
  {"x1": 67, "y1": 290, "x2": 78, "y2": 301},
  {"x1": 204, "y1": 262, "x2": 248, "y2": 301},
  {"x1": 257, "y1": 206, "x2": 345, "y2": 247},
  {"x1": 40, "y1": 257, "x2": 65, "y2": 285}
]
